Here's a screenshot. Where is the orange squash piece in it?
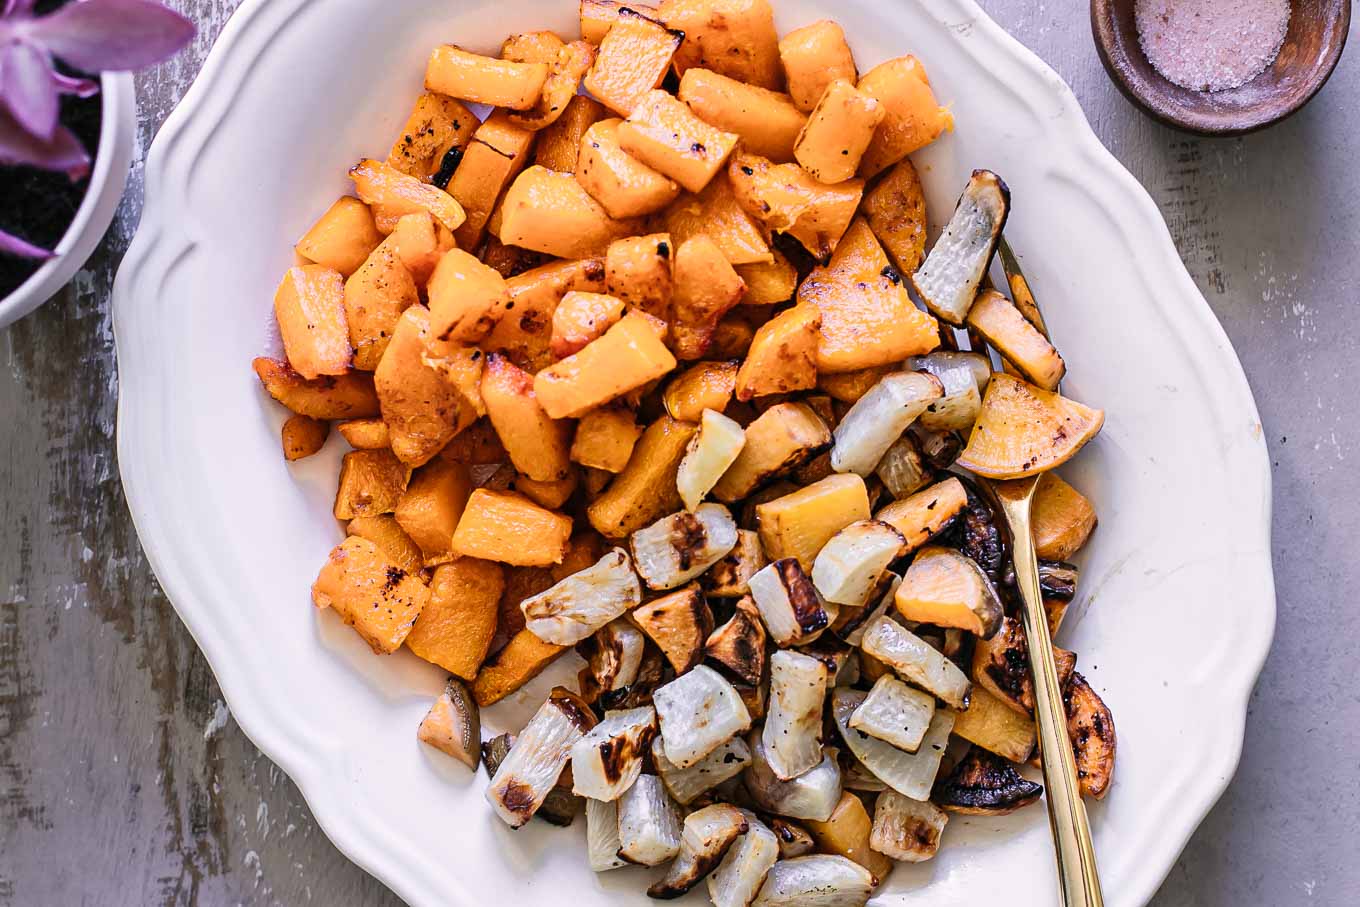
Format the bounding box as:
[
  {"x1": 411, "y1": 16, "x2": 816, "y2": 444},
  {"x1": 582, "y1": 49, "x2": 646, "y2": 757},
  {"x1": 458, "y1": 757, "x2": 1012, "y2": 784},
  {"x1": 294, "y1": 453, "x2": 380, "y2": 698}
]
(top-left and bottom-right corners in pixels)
[
  {"x1": 794, "y1": 79, "x2": 885, "y2": 184},
  {"x1": 605, "y1": 233, "x2": 674, "y2": 322},
  {"x1": 580, "y1": 0, "x2": 660, "y2": 42},
  {"x1": 349, "y1": 159, "x2": 466, "y2": 233},
  {"x1": 778, "y1": 20, "x2": 858, "y2": 112},
  {"x1": 438, "y1": 418, "x2": 508, "y2": 466},
  {"x1": 955, "y1": 374, "x2": 1105, "y2": 480},
  {"x1": 662, "y1": 360, "x2": 738, "y2": 421},
  {"x1": 535, "y1": 94, "x2": 607, "y2": 172},
  {"x1": 658, "y1": 0, "x2": 782, "y2": 89},
  {"x1": 534, "y1": 310, "x2": 679, "y2": 419},
  {"x1": 334, "y1": 448, "x2": 410, "y2": 520},
  {"x1": 406, "y1": 558, "x2": 506, "y2": 679},
  {"x1": 484, "y1": 257, "x2": 608, "y2": 372},
  {"x1": 571, "y1": 406, "x2": 644, "y2": 473},
  {"x1": 856, "y1": 56, "x2": 953, "y2": 178},
  {"x1": 394, "y1": 459, "x2": 473, "y2": 565},
  {"x1": 375, "y1": 306, "x2": 481, "y2": 466},
  {"x1": 499, "y1": 165, "x2": 642, "y2": 259},
  {"x1": 472, "y1": 627, "x2": 568, "y2": 705},
  {"x1": 295, "y1": 197, "x2": 383, "y2": 277},
  {"x1": 252, "y1": 357, "x2": 380, "y2": 420},
  {"x1": 336, "y1": 418, "x2": 389, "y2": 450},
  {"x1": 346, "y1": 514, "x2": 424, "y2": 575},
  {"x1": 728, "y1": 152, "x2": 862, "y2": 262},
  {"x1": 617, "y1": 90, "x2": 740, "y2": 194},
  {"x1": 448, "y1": 112, "x2": 536, "y2": 250},
  {"x1": 670, "y1": 234, "x2": 747, "y2": 360},
  {"x1": 677, "y1": 68, "x2": 806, "y2": 163},
  {"x1": 1032, "y1": 473, "x2": 1098, "y2": 560},
  {"x1": 312, "y1": 537, "x2": 430, "y2": 654},
  {"x1": 817, "y1": 365, "x2": 892, "y2": 403},
  {"x1": 425, "y1": 44, "x2": 549, "y2": 110},
  {"x1": 481, "y1": 353, "x2": 574, "y2": 482},
  {"x1": 797, "y1": 218, "x2": 939, "y2": 372},
  {"x1": 583, "y1": 8, "x2": 683, "y2": 116},
  {"x1": 586, "y1": 415, "x2": 697, "y2": 538},
  {"x1": 386, "y1": 92, "x2": 479, "y2": 179},
  {"x1": 274, "y1": 264, "x2": 351, "y2": 379},
  {"x1": 451, "y1": 489, "x2": 573, "y2": 566},
  {"x1": 895, "y1": 545, "x2": 1004, "y2": 638},
  {"x1": 735, "y1": 302, "x2": 820, "y2": 400},
  {"x1": 860, "y1": 157, "x2": 929, "y2": 274},
  {"x1": 503, "y1": 34, "x2": 596, "y2": 131},
  {"x1": 426, "y1": 248, "x2": 512, "y2": 345},
  {"x1": 664, "y1": 174, "x2": 773, "y2": 266},
  {"x1": 736, "y1": 250, "x2": 798, "y2": 305},
  {"x1": 577, "y1": 118, "x2": 682, "y2": 219},
  {"x1": 511, "y1": 469, "x2": 580, "y2": 510},
  {"x1": 550, "y1": 290, "x2": 627, "y2": 357},
  {"x1": 281, "y1": 414, "x2": 328, "y2": 461},
  {"x1": 344, "y1": 243, "x2": 419, "y2": 371},
  {"x1": 377, "y1": 211, "x2": 443, "y2": 287}
]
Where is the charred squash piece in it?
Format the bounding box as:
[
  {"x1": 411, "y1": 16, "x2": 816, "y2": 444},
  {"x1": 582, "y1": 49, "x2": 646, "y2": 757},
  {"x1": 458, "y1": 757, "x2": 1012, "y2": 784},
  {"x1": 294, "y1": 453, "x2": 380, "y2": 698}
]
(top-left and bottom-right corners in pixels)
[
  {"x1": 534, "y1": 310, "x2": 678, "y2": 419},
  {"x1": 873, "y1": 477, "x2": 968, "y2": 555},
  {"x1": 349, "y1": 158, "x2": 467, "y2": 233},
  {"x1": 659, "y1": 0, "x2": 783, "y2": 89},
  {"x1": 617, "y1": 90, "x2": 740, "y2": 195},
  {"x1": 605, "y1": 233, "x2": 674, "y2": 322},
  {"x1": 778, "y1": 20, "x2": 858, "y2": 113},
  {"x1": 387, "y1": 92, "x2": 480, "y2": 179},
  {"x1": 678, "y1": 67, "x2": 806, "y2": 163},
  {"x1": 334, "y1": 448, "x2": 410, "y2": 520},
  {"x1": 664, "y1": 175, "x2": 773, "y2": 266},
  {"x1": 534, "y1": 94, "x2": 607, "y2": 173},
  {"x1": 670, "y1": 234, "x2": 747, "y2": 360},
  {"x1": 281, "y1": 415, "x2": 328, "y2": 461},
  {"x1": 576, "y1": 118, "x2": 681, "y2": 219},
  {"x1": 254, "y1": 357, "x2": 380, "y2": 420},
  {"x1": 312, "y1": 537, "x2": 429, "y2": 654},
  {"x1": 425, "y1": 44, "x2": 549, "y2": 110},
  {"x1": 375, "y1": 306, "x2": 480, "y2": 467},
  {"x1": 972, "y1": 616, "x2": 1077, "y2": 716},
  {"x1": 484, "y1": 257, "x2": 607, "y2": 373},
  {"x1": 631, "y1": 584, "x2": 714, "y2": 673},
  {"x1": 711, "y1": 402, "x2": 830, "y2": 503},
  {"x1": 1064, "y1": 672, "x2": 1116, "y2": 799},
  {"x1": 503, "y1": 33, "x2": 596, "y2": 131},
  {"x1": 932, "y1": 746, "x2": 1043, "y2": 815},
  {"x1": 663, "y1": 360, "x2": 738, "y2": 422},
  {"x1": 587, "y1": 415, "x2": 698, "y2": 538},
  {"x1": 966, "y1": 289, "x2": 1066, "y2": 390},
  {"x1": 861, "y1": 157, "x2": 928, "y2": 274},
  {"x1": 448, "y1": 112, "x2": 536, "y2": 250},
  {"x1": 727, "y1": 153, "x2": 861, "y2": 263},
  {"x1": 793, "y1": 79, "x2": 884, "y2": 184},
  {"x1": 734, "y1": 303, "x2": 820, "y2": 401},
  {"x1": 955, "y1": 373, "x2": 1104, "y2": 480}
]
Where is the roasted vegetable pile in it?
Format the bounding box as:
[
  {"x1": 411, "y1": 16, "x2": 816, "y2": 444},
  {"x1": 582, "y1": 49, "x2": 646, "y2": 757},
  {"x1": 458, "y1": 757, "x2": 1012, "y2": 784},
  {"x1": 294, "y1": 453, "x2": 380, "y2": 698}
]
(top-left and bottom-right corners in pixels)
[{"x1": 254, "y1": 1, "x2": 1118, "y2": 902}]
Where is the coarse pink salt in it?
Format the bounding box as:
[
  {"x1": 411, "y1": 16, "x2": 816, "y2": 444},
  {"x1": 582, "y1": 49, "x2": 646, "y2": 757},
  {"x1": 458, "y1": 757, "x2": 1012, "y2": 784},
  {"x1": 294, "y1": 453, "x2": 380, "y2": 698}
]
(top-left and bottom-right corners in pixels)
[{"x1": 1135, "y1": 0, "x2": 1292, "y2": 92}]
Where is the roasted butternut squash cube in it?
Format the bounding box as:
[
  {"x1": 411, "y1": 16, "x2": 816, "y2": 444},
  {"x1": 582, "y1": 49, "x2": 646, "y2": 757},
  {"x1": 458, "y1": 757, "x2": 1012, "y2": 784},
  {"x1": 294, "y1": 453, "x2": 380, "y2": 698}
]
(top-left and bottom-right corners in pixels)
[
  {"x1": 503, "y1": 33, "x2": 596, "y2": 131},
  {"x1": 735, "y1": 302, "x2": 820, "y2": 400},
  {"x1": 484, "y1": 257, "x2": 608, "y2": 372},
  {"x1": 387, "y1": 92, "x2": 479, "y2": 179},
  {"x1": 535, "y1": 94, "x2": 607, "y2": 172},
  {"x1": 712, "y1": 401, "x2": 831, "y2": 502},
  {"x1": 580, "y1": 0, "x2": 659, "y2": 42},
  {"x1": 334, "y1": 448, "x2": 411, "y2": 520},
  {"x1": 472, "y1": 627, "x2": 569, "y2": 705},
  {"x1": 576, "y1": 118, "x2": 681, "y2": 218},
  {"x1": 438, "y1": 418, "x2": 507, "y2": 466},
  {"x1": 663, "y1": 360, "x2": 738, "y2": 421},
  {"x1": 583, "y1": 8, "x2": 683, "y2": 116},
  {"x1": 426, "y1": 248, "x2": 512, "y2": 345},
  {"x1": 336, "y1": 418, "x2": 389, "y2": 449},
  {"x1": 1032, "y1": 473, "x2": 1097, "y2": 561},
  {"x1": 658, "y1": 0, "x2": 782, "y2": 89},
  {"x1": 274, "y1": 265, "x2": 351, "y2": 379},
  {"x1": 281, "y1": 414, "x2": 328, "y2": 461},
  {"x1": 778, "y1": 20, "x2": 858, "y2": 112},
  {"x1": 482, "y1": 353, "x2": 574, "y2": 482},
  {"x1": 678, "y1": 68, "x2": 806, "y2": 163},
  {"x1": 296, "y1": 197, "x2": 382, "y2": 276},
  {"x1": 605, "y1": 233, "x2": 674, "y2": 321},
  {"x1": 312, "y1": 537, "x2": 429, "y2": 654},
  {"x1": 727, "y1": 153, "x2": 862, "y2": 262},
  {"x1": 448, "y1": 112, "x2": 536, "y2": 250},
  {"x1": 499, "y1": 165, "x2": 642, "y2": 259},
  {"x1": 756, "y1": 473, "x2": 870, "y2": 570},
  {"x1": 736, "y1": 250, "x2": 798, "y2": 306},
  {"x1": 510, "y1": 469, "x2": 580, "y2": 510},
  {"x1": 534, "y1": 310, "x2": 679, "y2": 418},
  {"x1": 670, "y1": 234, "x2": 747, "y2": 360},
  {"x1": 797, "y1": 218, "x2": 939, "y2": 372},
  {"x1": 346, "y1": 514, "x2": 424, "y2": 574},
  {"x1": 425, "y1": 45, "x2": 549, "y2": 110},
  {"x1": 857, "y1": 56, "x2": 953, "y2": 178},
  {"x1": 349, "y1": 159, "x2": 466, "y2": 233},
  {"x1": 795, "y1": 79, "x2": 885, "y2": 184},
  {"x1": 860, "y1": 157, "x2": 928, "y2": 274},
  {"x1": 874, "y1": 477, "x2": 968, "y2": 554},
  {"x1": 571, "y1": 406, "x2": 643, "y2": 472},
  {"x1": 375, "y1": 306, "x2": 481, "y2": 466},
  {"x1": 452, "y1": 489, "x2": 573, "y2": 566},
  {"x1": 407, "y1": 558, "x2": 505, "y2": 679},
  {"x1": 617, "y1": 90, "x2": 740, "y2": 194},
  {"x1": 817, "y1": 365, "x2": 891, "y2": 404},
  {"x1": 664, "y1": 175, "x2": 772, "y2": 266},
  {"x1": 253, "y1": 357, "x2": 380, "y2": 420},
  {"x1": 550, "y1": 290, "x2": 627, "y2": 357},
  {"x1": 587, "y1": 415, "x2": 697, "y2": 538},
  {"x1": 378, "y1": 211, "x2": 443, "y2": 287},
  {"x1": 344, "y1": 243, "x2": 418, "y2": 371},
  {"x1": 394, "y1": 459, "x2": 473, "y2": 565}
]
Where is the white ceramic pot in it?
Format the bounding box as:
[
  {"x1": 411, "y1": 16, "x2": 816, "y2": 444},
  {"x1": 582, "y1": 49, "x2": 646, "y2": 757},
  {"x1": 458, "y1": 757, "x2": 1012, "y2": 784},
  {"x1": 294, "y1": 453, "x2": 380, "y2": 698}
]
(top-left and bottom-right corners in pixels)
[{"x1": 0, "y1": 73, "x2": 137, "y2": 330}]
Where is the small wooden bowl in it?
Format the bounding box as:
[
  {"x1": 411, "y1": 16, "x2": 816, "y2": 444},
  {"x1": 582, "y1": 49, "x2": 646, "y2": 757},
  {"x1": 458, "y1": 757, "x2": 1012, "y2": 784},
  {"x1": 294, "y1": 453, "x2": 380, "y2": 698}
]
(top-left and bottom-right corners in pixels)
[{"x1": 1091, "y1": 0, "x2": 1351, "y2": 135}]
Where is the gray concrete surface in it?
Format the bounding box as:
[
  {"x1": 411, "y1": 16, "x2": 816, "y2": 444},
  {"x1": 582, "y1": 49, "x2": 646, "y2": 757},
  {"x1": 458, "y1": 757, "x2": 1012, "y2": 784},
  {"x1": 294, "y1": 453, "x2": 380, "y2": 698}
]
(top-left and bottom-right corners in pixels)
[{"x1": 1, "y1": 1, "x2": 1357, "y2": 904}]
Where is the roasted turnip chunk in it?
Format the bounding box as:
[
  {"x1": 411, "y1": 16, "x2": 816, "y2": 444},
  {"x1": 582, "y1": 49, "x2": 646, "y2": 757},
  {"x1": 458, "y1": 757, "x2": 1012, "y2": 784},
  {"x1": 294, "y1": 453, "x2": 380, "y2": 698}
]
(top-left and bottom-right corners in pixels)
[
  {"x1": 762, "y1": 650, "x2": 829, "y2": 779},
  {"x1": 416, "y1": 677, "x2": 481, "y2": 769},
  {"x1": 751, "y1": 855, "x2": 875, "y2": 907},
  {"x1": 746, "y1": 737, "x2": 843, "y2": 822},
  {"x1": 704, "y1": 529, "x2": 767, "y2": 598},
  {"x1": 849, "y1": 674, "x2": 936, "y2": 752},
  {"x1": 648, "y1": 803, "x2": 750, "y2": 898},
  {"x1": 678, "y1": 410, "x2": 748, "y2": 511},
  {"x1": 830, "y1": 371, "x2": 942, "y2": 477},
  {"x1": 869, "y1": 790, "x2": 948, "y2": 862},
  {"x1": 769, "y1": 818, "x2": 816, "y2": 858},
  {"x1": 860, "y1": 616, "x2": 971, "y2": 709},
  {"x1": 654, "y1": 665, "x2": 753, "y2": 768},
  {"x1": 632, "y1": 584, "x2": 714, "y2": 673},
  {"x1": 616, "y1": 774, "x2": 683, "y2": 865},
  {"x1": 908, "y1": 350, "x2": 992, "y2": 393},
  {"x1": 631, "y1": 503, "x2": 739, "y2": 591},
  {"x1": 873, "y1": 435, "x2": 931, "y2": 500},
  {"x1": 652, "y1": 734, "x2": 752, "y2": 805},
  {"x1": 709, "y1": 810, "x2": 779, "y2": 907},
  {"x1": 486, "y1": 688, "x2": 597, "y2": 828},
  {"x1": 895, "y1": 546, "x2": 1004, "y2": 638},
  {"x1": 748, "y1": 558, "x2": 829, "y2": 647},
  {"x1": 522, "y1": 548, "x2": 642, "y2": 645},
  {"x1": 705, "y1": 595, "x2": 769, "y2": 687},
  {"x1": 837, "y1": 577, "x2": 898, "y2": 647},
  {"x1": 831, "y1": 688, "x2": 953, "y2": 801},
  {"x1": 580, "y1": 619, "x2": 646, "y2": 694},
  {"x1": 571, "y1": 706, "x2": 658, "y2": 801},
  {"x1": 910, "y1": 170, "x2": 1009, "y2": 325},
  {"x1": 812, "y1": 520, "x2": 905, "y2": 607},
  {"x1": 586, "y1": 796, "x2": 628, "y2": 872},
  {"x1": 914, "y1": 357, "x2": 982, "y2": 431}
]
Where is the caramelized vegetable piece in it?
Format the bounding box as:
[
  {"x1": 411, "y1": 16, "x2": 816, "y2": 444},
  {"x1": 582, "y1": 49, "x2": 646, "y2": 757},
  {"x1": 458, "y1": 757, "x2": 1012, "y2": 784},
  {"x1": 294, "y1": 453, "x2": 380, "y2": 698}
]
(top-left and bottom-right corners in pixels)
[
  {"x1": 728, "y1": 153, "x2": 862, "y2": 262},
  {"x1": 500, "y1": 165, "x2": 642, "y2": 258},
  {"x1": 704, "y1": 594, "x2": 768, "y2": 685},
  {"x1": 956, "y1": 374, "x2": 1105, "y2": 479},
  {"x1": 587, "y1": 415, "x2": 698, "y2": 538},
  {"x1": 485, "y1": 257, "x2": 607, "y2": 372},
  {"x1": 522, "y1": 548, "x2": 642, "y2": 645},
  {"x1": 281, "y1": 414, "x2": 328, "y2": 460},
  {"x1": 816, "y1": 366, "x2": 889, "y2": 405},
  {"x1": 966, "y1": 289, "x2": 1066, "y2": 390},
  {"x1": 343, "y1": 243, "x2": 418, "y2": 371},
  {"x1": 665, "y1": 176, "x2": 774, "y2": 266},
  {"x1": 482, "y1": 353, "x2": 573, "y2": 482},
  {"x1": 375, "y1": 306, "x2": 479, "y2": 467},
  {"x1": 778, "y1": 20, "x2": 857, "y2": 112},
  {"x1": 312, "y1": 537, "x2": 429, "y2": 654},
  {"x1": 1065, "y1": 672, "x2": 1116, "y2": 799},
  {"x1": 735, "y1": 304, "x2": 820, "y2": 401},
  {"x1": 425, "y1": 44, "x2": 549, "y2": 110},
  {"x1": 632, "y1": 584, "x2": 714, "y2": 673},
  {"x1": 1032, "y1": 472, "x2": 1098, "y2": 560},
  {"x1": 659, "y1": 0, "x2": 782, "y2": 89},
  {"x1": 794, "y1": 79, "x2": 884, "y2": 184},
  {"x1": 334, "y1": 448, "x2": 410, "y2": 520},
  {"x1": 605, "y1": 233, "x2": 674, "y2": 321},
  {"x1": 829, "y1": 370, "x2": 942, "y2": 476},
  {"x1": 583, "y1": 8, "x2": 683, "y2": 116},
  {"x1": 486, "y1": 688, "x2": 597, "y2": 828},
  {"x1": 571, "y1": 407, "x2": 643, "y2": 473},
  {"x1": 407, "y1": 559, "x2": 505, "y2": 679},
  {"x1": 874, "y1": 477, "x2": 968, "y2": 554},
  {"x1": 797, "y1": 218, "x2": 939, "y2": 372},
  {"x1": 861, "y1": 158, "x2": 928, "y2": 274},
  {"x1": 349, "y1": 159, "x2": 466, "y2": 233},
  {"x1": 870, "y1": 791, "x2": 947, "y2": 863},
  {"x1": 951, "y1": 684, "x2": 1037, "y2": 763},
  {"x1": 803, "y1": 792, "x2": 893, "y2": 883},
  {"x1": 452, "y1": 489, "x2": 573, "y2": 566},
  {"x1": 755, "y1": 474, "x2": 870, "y2": 571},
  {"x1": 664, "y1": 360, "x2": 738, "y2": 421},
  {"x1": 425, "y1": 249, "x2": 511, "y2": 347},
  {"x1": 856, "y1": 56, "x2": 953, "y2": 178},
  {"x1": 503, "y1": 33, "x2": 596, "y2": 131},
  {"x1": 296, "y1": 197, "x2": 382, "y2": 276},
  {"x1": 253, "y1": 357, "x2": 379, "y2": 420},
  {"x1": 535, "y1": 94, "x2": 607, "y2": 172},
  {"x1": 932, "y1": 746, "x2": 1043, "y2": 816},
  {"x1": 346, "y1": 514, "x2": 423, "y2": 575},
  {"x1": 736, "y1": 250, "x2": 798, "y2": 305},
  {"x1": 274, "y1": 265, "x2": 351, "y2": 379},
  {"x1": 549, "y1": 291, "x2": 625, "y2": 358},
  {"x1": 679, "y1": 68, "x2": 806, "y2": 163},
  {"x1": 895, "y1": 546, "x2": 1004, "y2": 638},
  {"x1": 394, "y1": 459, "x2": 473, "y2": 565},
  {"x1": 387, "y1": 92, "x2": 479, "y2": 179},
  {"x1": 448, "y1": 112, "x2": 536, "y2": 250},
  {"x1": 712, "y1": 402, "x2": 831, "y2": 502},
  {"x1": 671, "y1": 234, "x2": 747, "y2": 360},
  {"x1": 618, "y1": 90, "x2": 741, "y2": 194},
  {"x1": 703, "y1": 530, "x2": 766, "y2": 599},
  {"x1": 534, "y1": 310, "x2": 678, "y2": 418},
  {"x1": 580, "y1": 0, "x2": 659, "y2": 42},
  {"x1": 576, "y1": 119, "x2": 681, "y2": 219},
  {"x1": 971, "y1": 616, "x2": 1077, "y2": 715},
  {"x1": 417, "y1": 678, "x2": 482, "y2": 769},
  {"x1": 473, "y1": 627, "x2": 569, "y2": 705}
]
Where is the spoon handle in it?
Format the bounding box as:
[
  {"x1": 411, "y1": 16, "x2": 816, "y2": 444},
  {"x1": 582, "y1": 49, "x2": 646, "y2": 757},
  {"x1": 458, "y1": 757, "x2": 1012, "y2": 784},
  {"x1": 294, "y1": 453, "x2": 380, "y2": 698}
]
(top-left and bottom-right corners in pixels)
[{"x1": 997, "y1": 479, "x2": 1104, "y2": 907}]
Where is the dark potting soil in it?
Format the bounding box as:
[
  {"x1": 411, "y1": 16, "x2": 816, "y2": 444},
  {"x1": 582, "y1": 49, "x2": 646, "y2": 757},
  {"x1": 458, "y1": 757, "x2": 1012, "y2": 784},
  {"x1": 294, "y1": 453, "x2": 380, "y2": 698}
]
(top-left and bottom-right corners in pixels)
[{"x1": 0, "y1": 81, "x2": 103, "y2": 299}]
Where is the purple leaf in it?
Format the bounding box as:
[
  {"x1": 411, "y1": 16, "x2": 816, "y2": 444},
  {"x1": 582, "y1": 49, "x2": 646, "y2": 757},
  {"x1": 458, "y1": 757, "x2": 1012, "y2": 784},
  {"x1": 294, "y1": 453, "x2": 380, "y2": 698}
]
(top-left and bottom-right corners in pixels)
[
  {"x1": 0, "y1": 39, "x2": 59, "y2": 139},
  {"x1": 0, "y1": 226, "x2": 55, "y2": 261},
  {"x1": 24, "y1": 0, "x2": 195, "y2": 72},
  {"x1": 0, "y1": 109, "x2": 90, "y2": 179}
]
